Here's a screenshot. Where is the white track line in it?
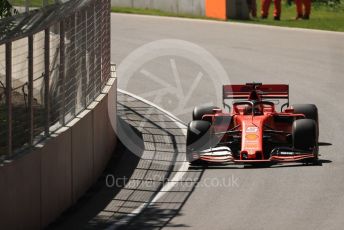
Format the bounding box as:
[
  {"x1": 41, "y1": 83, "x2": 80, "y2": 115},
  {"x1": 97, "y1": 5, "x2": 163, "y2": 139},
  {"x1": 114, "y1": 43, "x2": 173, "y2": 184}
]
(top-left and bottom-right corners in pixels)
[
  {"x1": 106, "y1": 89, "x2": 189, "y2": 230},
  {"x1": 118, "y1": 89, "x2": 187, "y2": 133}
]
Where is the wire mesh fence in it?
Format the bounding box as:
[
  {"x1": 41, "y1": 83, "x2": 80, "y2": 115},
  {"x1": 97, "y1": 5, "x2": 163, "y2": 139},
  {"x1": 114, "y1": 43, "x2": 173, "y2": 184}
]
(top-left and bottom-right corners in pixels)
[{"x1": 0, "y1": 0, "x2": 111, "y2": 159}]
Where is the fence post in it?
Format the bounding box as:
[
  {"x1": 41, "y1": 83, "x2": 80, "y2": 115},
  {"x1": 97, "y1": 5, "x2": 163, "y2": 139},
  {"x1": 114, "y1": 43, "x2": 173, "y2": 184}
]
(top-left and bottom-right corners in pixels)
[
  {"x1": 5, "y1": 42, "x2": 12, "y2": 156},
  {"x1": 87, "y1": 6, "x2": 95, "y2": 101},
  {"x1": 79, "y1": 10, "x2": 87, "y2": 107},
  {"x1": 69, "y1": 14, "x2": 76, "y2": 117},
  {"x1": 106, "y1": 0, "x2": 111, "y2": 83},
  {"x1": 43, "y1": 0, "x2": 49, "y2": 7},
  {"x1": 60, "y1": 21, "x2": 65, "y2": 126},
  {"x1": 44, "y1": 28, "x2": 50, "y2": 136},
  {"x1": 95, "y1": 2, "x2": 102, "y2": 94},
  {"x1": 25, "y1": 0, "x2": 30, "y2": 13},
  {"x1": 28, "y1": 36, "x2": 34, "y2": 146}
]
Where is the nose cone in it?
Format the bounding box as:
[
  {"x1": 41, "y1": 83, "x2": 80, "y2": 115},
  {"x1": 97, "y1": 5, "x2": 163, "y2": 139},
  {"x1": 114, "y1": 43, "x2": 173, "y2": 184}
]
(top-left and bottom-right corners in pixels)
[
  {"x1": 241, "y1": 149, "x2": 263, "y2": 160},
  {"x1": 240, "y1": 150, "x2": 263, "y2": 160},
  {"x1": 240, "y1": 120, "x2": 265, "y2": 159}
]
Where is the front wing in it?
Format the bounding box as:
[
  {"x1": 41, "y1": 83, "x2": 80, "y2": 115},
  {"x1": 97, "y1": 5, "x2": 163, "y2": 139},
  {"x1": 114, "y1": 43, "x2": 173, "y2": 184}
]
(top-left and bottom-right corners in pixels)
[{"x1": 191, "y1": 147, "x2": 317, "y2": 164}]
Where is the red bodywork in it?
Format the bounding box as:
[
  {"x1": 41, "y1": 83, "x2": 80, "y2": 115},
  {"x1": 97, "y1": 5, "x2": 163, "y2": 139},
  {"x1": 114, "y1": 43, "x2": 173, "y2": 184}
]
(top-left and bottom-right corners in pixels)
[{"x1": 196, "y1": 83, "x2": 317, "y2": 164}]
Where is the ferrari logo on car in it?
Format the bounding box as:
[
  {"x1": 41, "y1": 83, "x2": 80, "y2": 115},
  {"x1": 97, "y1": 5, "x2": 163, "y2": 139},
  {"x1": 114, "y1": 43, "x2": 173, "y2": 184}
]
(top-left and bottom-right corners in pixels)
[{"x1": 245, "y1": 134, "x2": 258, "y2": 140}]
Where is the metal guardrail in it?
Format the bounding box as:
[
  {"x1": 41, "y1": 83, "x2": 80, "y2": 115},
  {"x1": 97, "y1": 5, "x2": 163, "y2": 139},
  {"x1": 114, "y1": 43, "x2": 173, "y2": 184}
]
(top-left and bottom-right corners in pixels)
[{"x1": 0, "y1": 0, "x2": 111, "y2": 159}]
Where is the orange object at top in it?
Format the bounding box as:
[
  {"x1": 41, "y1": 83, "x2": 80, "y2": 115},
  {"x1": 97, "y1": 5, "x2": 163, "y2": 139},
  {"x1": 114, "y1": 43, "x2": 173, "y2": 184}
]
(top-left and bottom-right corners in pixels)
[{"x1": 205, "y1": 0, "x2": 227, "y2": 20}]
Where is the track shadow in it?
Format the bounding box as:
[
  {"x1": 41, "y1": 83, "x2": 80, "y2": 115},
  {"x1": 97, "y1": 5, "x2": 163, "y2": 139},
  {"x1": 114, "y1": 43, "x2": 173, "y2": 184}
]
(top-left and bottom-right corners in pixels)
[
  {"x1": 119, "y1": 167, "x2": 205, "y2": 230},
  {"x1": 108, "y1": 93, "x2": 204, "y2": 230},
  {"x1": 319, "y1": 142, "x2": 332, "y2": 146},
  {"x1": 48, "y1": 92, "x2": 204, "y2": 230}
]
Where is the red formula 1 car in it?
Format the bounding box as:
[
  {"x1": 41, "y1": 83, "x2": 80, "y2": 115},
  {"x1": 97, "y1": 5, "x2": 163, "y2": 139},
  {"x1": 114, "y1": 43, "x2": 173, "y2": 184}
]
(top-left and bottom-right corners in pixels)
[{"x1": 186, "y1": 83, "x2": 319, "y2": 165}]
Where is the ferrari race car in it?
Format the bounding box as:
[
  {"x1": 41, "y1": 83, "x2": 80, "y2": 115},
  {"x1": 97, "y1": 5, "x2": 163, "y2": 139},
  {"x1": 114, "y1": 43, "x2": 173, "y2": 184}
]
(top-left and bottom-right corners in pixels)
[{"x1": 186, "y1": 83, "x2": 319, "y2": 165}]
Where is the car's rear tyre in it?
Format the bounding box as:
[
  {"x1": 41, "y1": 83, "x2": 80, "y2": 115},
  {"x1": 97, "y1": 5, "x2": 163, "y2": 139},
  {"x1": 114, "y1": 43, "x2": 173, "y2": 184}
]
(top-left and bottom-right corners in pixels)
[
  {"x1": 193, "y1": 106, "x2": 220, "y2": 120},
  {"x1": 291, "y1": 104, "x2": 318, "y2": 122},
  {"x1": 292, "y1": 119, "x2": 318, "y2": 160},
  {"x1": 186, "y1": 120, "x2": 211, "y2": 164}
]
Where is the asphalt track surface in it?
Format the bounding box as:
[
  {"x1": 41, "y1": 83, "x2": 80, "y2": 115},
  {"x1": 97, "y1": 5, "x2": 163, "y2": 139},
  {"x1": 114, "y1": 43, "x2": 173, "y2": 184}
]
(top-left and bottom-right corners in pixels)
[
  {"x1": 110, "y1": 14, "x2": 344, "y2": 230},
  {"x1": 50, "y1": 13, "x2": 344, "y2": 230}
]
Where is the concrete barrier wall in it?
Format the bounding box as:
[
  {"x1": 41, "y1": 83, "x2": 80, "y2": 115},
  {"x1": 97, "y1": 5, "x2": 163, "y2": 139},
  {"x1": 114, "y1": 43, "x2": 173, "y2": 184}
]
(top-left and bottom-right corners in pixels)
[
  {"x1": 0, "y1": 76, "x2": 117, "y2": 229},
  {"x1": 111, "y1": 0, "x2": 206, "y2": 16}
]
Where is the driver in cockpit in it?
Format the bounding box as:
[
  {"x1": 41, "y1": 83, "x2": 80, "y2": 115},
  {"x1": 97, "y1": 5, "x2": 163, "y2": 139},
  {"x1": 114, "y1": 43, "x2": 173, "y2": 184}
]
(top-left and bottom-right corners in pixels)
[{"x1": 244, "y1": 103, "x2": 264, "y2": 115}]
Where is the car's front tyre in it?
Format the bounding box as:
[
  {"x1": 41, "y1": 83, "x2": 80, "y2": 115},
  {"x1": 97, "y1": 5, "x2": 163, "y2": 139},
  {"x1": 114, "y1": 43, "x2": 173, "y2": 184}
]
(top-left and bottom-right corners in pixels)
[
  {"x1": 292, "y1": 119, "x2": 319, "y2": 163},
  {"x1": 186, "y1": 120, "x2": 211, "y2": 164}
]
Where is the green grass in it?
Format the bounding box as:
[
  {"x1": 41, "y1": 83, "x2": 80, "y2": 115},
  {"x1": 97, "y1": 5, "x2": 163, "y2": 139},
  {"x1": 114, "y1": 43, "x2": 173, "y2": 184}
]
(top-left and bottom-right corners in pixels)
[
  {"x1": 111, "y1": 6, "x2": 208, "y2": 20},
  {"x1": 111, "y1": 3, "x2": 344, "y2": 32},
  {"x1": 12, "y1": 0, "x2": 56, "y2": 8}
]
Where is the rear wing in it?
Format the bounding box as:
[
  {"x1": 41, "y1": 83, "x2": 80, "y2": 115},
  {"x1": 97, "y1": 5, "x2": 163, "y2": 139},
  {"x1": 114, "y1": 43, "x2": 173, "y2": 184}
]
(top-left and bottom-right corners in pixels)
[{"x1": 222, "y1": 83, "x2": 289, "y2": 110}]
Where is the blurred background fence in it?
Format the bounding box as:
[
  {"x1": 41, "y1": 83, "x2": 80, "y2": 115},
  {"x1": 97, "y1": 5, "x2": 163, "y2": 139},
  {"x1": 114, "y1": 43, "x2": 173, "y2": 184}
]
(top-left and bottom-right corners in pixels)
[{"x1": 0, "y1": 0, "x2": 111, "y2": 160}]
